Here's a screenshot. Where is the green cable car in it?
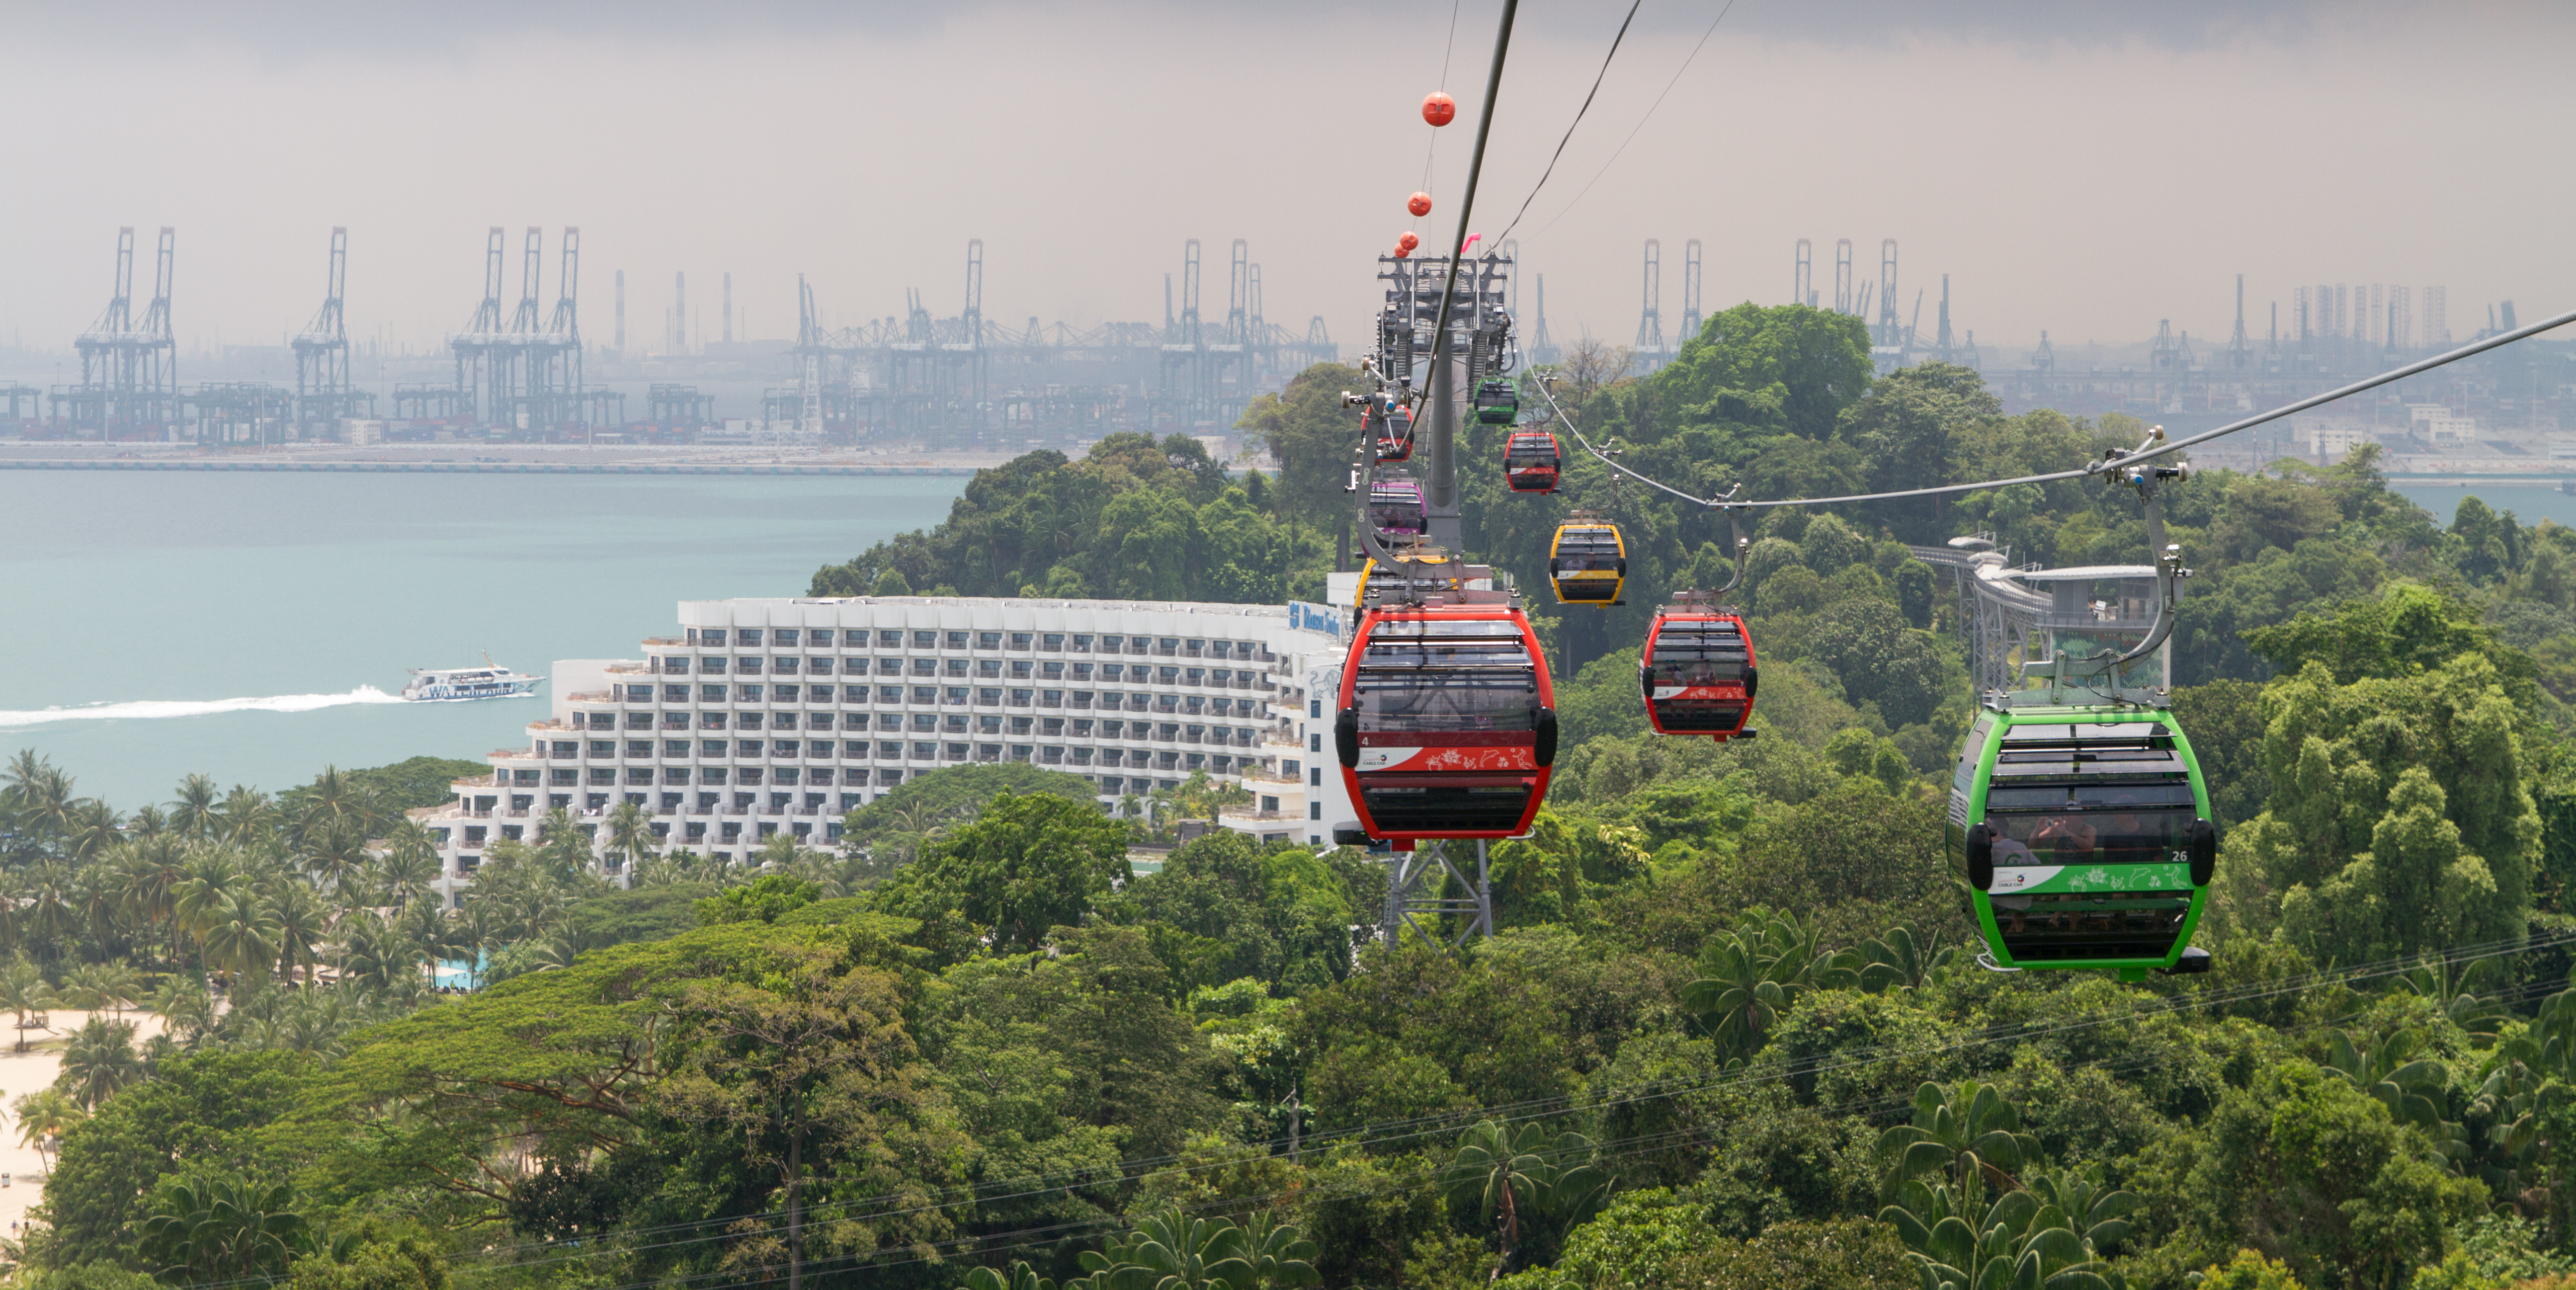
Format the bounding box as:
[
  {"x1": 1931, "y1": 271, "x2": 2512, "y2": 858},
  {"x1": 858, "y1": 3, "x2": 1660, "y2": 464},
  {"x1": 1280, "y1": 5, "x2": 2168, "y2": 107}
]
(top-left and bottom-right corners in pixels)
[
  {"x1": 1946, "y1": 707, "x2": 2215, "y2": 982},
  {"x1": 1474, "y1": 377, "x2": 1519, "y2": 425}
]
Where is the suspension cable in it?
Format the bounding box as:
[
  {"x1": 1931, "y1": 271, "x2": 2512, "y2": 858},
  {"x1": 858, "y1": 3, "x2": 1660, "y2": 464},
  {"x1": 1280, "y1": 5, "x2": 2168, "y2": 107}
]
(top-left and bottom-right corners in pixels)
[
  {"x1": 1489, "y1": 0, "x2": 1643, "y2": 248},
  {"x1": 1536, "y1": 303, "x2": 2576, "y2": 512}
]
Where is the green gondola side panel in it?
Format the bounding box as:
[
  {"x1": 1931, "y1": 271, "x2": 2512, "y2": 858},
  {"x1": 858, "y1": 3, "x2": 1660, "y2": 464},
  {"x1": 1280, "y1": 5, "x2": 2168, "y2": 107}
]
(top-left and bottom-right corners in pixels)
[{"x1": 1946, "y1": 706, "x2": 2210, "y2": 980}]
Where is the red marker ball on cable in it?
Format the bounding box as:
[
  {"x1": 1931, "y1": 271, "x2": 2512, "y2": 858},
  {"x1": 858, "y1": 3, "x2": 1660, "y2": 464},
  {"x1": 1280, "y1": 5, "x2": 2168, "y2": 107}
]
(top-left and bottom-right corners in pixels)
[
  {"x1": 1408, "y1": 192, "x2": 1432, "y2": 217},
  {"x1": 1394, "y1": 245, "x2": 1411, "y2": 259},
  {"x1": 1398, "y1": 232, "x2": 1419, "y2": 252},
  {"x1": 1422, "y1": 92, "x2": 1456, "y2": 127}
]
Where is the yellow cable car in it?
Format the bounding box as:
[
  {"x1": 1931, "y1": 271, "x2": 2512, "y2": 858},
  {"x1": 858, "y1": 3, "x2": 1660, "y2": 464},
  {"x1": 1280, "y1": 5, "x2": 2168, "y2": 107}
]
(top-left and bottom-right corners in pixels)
[
  {"x1": 1548, "y1": 519, "x2": 1626, "y2": 606},
  {"x1": 1354, "y1": 552, "x2": 1466, "y2": 608}
]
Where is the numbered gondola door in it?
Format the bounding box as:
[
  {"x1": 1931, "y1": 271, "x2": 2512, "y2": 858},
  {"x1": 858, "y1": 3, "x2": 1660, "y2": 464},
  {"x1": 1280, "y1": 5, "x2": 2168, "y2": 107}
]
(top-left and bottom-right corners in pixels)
[
  {"x1": 1504, "y1": 431, "x2": 1561, "y2": 494},
  {"x1": 1946, "y1": 709, "x2": 2218, "y2": 982},
  {"x1": 1334, "y1": 606, "x2": 1558, "y2": 846},
  {"x1": 1641, "y1": 612, "x2": 1757, "y2": 740}
]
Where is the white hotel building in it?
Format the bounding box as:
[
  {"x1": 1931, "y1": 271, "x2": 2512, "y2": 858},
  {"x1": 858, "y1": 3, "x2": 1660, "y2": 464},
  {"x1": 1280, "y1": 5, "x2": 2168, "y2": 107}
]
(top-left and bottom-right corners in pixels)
[{"x1": 415, "y1": 596, "x2": 1358, "y2": 905}]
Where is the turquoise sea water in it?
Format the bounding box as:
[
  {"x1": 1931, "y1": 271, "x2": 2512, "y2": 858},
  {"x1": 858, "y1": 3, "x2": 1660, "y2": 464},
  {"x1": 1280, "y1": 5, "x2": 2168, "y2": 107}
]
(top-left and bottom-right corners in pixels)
[
  {"x1": 0, "y1": 473, "x2": 964, "y2": 811},
  {"x1": 2389, "y1": 482, "x2": 2576, "y2": 531}
]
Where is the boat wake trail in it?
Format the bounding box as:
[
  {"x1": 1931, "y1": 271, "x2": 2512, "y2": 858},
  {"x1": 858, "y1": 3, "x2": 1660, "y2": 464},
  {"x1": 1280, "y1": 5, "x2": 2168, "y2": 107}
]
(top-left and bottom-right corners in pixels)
[{"x1": 0, "y1": 686, "x2": 410, "y2": 728}]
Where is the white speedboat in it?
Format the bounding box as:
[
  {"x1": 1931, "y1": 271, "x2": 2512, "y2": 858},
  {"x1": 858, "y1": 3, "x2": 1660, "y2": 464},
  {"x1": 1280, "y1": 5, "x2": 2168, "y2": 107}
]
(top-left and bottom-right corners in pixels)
[{"x1": 402, "y1": 657, "x2": 543, "y2": 702}]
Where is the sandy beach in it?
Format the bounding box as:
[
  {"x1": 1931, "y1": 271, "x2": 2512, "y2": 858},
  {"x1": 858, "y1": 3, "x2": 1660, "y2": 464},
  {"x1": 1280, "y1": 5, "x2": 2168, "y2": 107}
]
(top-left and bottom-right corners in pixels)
[{"x1": 0, "y1": 1011, "x2": 169, "y2": 1239}]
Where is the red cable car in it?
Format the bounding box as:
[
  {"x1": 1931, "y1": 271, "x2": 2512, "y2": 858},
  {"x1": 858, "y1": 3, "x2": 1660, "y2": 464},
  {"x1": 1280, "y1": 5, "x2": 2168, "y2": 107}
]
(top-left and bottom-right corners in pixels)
[
  {"x1": 1335, "y1": 602, "x2": 1558, "y2": 846},
  {"x1": 1376, "y1": 405, "x2": 1415, "y2": 463},
  {"x1": 1503, "y1": 430, "x2": 1561, "y2": 493},
  {"x1": 1639, "y1": 595, "x2": 1758, "y2": 741}
]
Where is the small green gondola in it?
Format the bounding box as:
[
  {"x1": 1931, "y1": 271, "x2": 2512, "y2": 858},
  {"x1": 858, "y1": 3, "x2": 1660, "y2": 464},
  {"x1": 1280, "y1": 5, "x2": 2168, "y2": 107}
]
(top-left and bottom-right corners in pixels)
[{"x1": 1945, "y1": 706, "x2": 2216, "y2": 982}]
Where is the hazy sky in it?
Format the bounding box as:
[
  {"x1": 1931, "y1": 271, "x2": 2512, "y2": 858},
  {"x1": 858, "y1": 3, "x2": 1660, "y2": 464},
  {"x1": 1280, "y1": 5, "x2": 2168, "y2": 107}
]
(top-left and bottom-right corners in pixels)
[{"x1": 2, "y1": 0, "x2": 2566, "y2": 359}]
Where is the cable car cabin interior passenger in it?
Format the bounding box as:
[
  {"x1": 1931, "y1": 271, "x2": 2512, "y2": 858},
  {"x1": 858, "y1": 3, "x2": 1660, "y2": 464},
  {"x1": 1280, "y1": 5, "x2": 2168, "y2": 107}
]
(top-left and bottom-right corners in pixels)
[
  {"x1": 1335, "y1": 608, "x2": 1557, "y2": 844},
  {"x1": 1642, "y1": 612, "x2": 1757, "y2": 739},
  {"x1": 1376, "y1": 406, "x2": 1415, "y2": 462},
  {"x1": 1504, "y1": 431, "x2": 1561, "y2": 493},
  {"x1": 1548, "y1": 521, "x2": 1626, "y2": 605},
  {"x1": 1474, "y1": 378, "x2": 1520, "y2": 425},
  {"x1": 1948, "y1": 711, "x2": 2216, "y2": 981},
  {"x1": 1369, "y1": 479, "x2": 1426, "y2": 536}
]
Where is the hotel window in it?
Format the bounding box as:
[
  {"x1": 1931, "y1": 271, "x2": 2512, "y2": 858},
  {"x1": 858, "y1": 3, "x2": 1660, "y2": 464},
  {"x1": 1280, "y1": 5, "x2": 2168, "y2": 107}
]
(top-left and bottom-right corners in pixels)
[
  {"x1": 911, "y1": 658, "x2": 937, "y2": 676},
  {"x1": 737, "y1": 740, "x2": 762, "y2": 757},
  {"x1": 665, "y1": 767, "x2": 691, "y2": 784},
  {"x1": 845, "y1": 686, "x2": 870, "y2": 702},
  {"x1": 702, "y1": 657, "x2": 727, "y2": 674},
  {"x1": 774, "y1": 740, "x2": 799, "y2": 756},
  {"x1": 879, "y1": 630, "x2": 903, "y2": 646},
  {"x1": 848, "y1": 630, "x2": 872, "y2": 646},
  {"x1": 588, "y1": 768, "x2": 616, "y2": 785},
  {"x1": 737, "y1": 657, "x2": 762, "y2": 674},
  {"x1": 773, "y1": 657, "x2": 798, "y2": 674},
  {"x1": 700, "y1": 713, "x2": 727, "y2": 730},
  {"x1": 739, "y1": 713, "x2": 764, "y2": 730},
  {"x1": 665, "y1": 739, "x2": 690, "y2": 756},
  {"x1": 878, "y1": 658, "x2": 903, "y2": 675},
  {"x1": 588, "y1": 740, "x2": 613, "y2": 756},
  {"x1": 941, "y1": 631, "x2": 965, "y2": 647},
  {"x1": 626, "y1": 768, "x2": 654, "y2": 784},
  {"x1": 774, "y1": 685, "x2": 800, "y2": 702},
  {"x1": 1009, "y1": 633, "x2": 1032, "y2": 649},
  {"x1": 701, "y1": 740, "x2": 726, "y2": 756},
  {"x1": 702, "y1": 629, "x2": 727, "y2": 646},
  {"x1": 737, "y1": 685, "x2": 763, "y2": 702},
  {"x1": 807, "y1": 657, "x2": 833, "y2": 673}
]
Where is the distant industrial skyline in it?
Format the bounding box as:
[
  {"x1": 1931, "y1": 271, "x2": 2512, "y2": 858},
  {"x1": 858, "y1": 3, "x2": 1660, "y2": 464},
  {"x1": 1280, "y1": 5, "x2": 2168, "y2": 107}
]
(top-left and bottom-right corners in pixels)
[{"x1": 0, "y1": 1, "x2": 2563, "y2": 359}]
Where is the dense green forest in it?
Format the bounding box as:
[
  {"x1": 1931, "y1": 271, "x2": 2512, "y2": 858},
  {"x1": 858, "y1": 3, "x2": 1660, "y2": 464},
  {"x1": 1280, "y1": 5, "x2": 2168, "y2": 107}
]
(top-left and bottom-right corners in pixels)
[{"x1": 18, "y1": 305, "x2": 2576, "y2": 1290}]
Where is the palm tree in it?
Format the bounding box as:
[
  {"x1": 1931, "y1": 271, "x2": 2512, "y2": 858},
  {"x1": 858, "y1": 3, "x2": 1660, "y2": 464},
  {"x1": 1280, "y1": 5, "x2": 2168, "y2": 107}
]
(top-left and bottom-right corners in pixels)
[
  {"x1": 1680, "y1": 908, "x2": 1857, "y2": 1059},
  {"x1": 169, "y1": 774, "x2": 220, "y2": 842},
  {"x1": 18, "y1": 860, "x2": 74, "y2": 963},
  {"x1": 144, "y1": 975, "x2": 217, "y2": 1048},
  {"x1": 303, "y1": 818, "x2": 369, "y2": 901},
  {"x1": 62, "y1": 799, "x2": 126, "y2": 863},
  {"x1": 5, "y1": 759, "x2": 79, "y2": 852},
  {"x1": 339, "y1": 918, "x2": 421, "y2": 995},
  {"x1": 197, "y1": 891, "x2": 283, "y2": 988},
  {"x1": 0, "y1": 959, "x2": 52, "y2": 1052},
  {"x1": 212, "y1": 787, "x2": 278, "y2": 849},
  {"x1": 532, "y1": 808, "x2": 595, "y2": 887},
  {"x1": 126, "y1": 804, "x2": 168, "y2": 840},
  {"x1": 291, "y1": 766, "x2": 378, "y2": 854},
  {"x1": 173, "y1": 850, "x2": 251, "y2": 968},
  {"x1": 13, "y1": 1087, "x2": 85, "y2": 1174},
  {"x1": 136, "y1": 1174, "x2": 315, "y2": 1283},
  {"x1": 92, "y1": 959, "x2": 142, "y2": 1019},
  {"x1": 372, "y1": 822, "x2": 442, "y2": 909},
  {"x1": 113, "y1": 837, "x2": 187, "y2": 969},
  {"x1": 58, "y1": 1018, "x2": 143, "y2": 1109},
  {"x1": 268, "y1": 885, "x2": 328, "y2": 985},
  {"x1": 601, "y1": 801, "x2": 657, "y2": 874},
  {"x1": 1875, "y1": 1081, "x2": 2039, "y2": 1200},
  {"x1": 70, "y1": 861, "x2": 123, "y2": 952}
]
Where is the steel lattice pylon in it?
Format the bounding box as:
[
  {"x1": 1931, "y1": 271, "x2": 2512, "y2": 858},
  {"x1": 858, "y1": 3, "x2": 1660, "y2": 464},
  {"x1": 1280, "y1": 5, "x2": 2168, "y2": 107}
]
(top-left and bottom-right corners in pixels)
[{"x1": 1376, "y1": 839, "x2": 1493, "y2": 953}]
